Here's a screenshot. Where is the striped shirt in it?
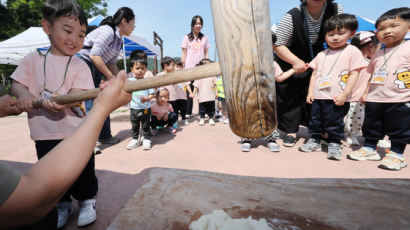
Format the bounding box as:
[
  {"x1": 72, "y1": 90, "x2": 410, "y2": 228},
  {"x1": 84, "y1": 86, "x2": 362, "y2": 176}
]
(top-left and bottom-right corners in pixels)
[
  {"x1": 275, "y1": 3, "x2": 343, "y2": 47},
  {"x1": 79, "y1": 25, "x2": 123, "y2": 65}
]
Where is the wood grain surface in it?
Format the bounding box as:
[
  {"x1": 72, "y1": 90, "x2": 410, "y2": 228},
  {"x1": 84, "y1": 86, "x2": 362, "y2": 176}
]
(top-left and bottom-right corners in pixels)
[{"x1": 211, "y1": 0, "x2": 277, "y2": 138}]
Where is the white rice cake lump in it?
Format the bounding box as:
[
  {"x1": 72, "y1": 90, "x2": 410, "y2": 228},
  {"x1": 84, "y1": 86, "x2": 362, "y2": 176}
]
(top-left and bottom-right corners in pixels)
[{"x1": 189, "y1": 210, "x2": 273, "y2": 230}]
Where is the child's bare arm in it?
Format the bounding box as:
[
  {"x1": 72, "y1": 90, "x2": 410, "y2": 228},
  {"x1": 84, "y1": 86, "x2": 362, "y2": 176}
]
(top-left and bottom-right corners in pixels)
[
  {"x1": 190, "y1": 87, "x2": 198, "y2": 98},
  {"x1": 11, "y1": 81, "x2": 36, "y2": 112},
  {"x1": 141, "y1": 93, "x2": 155, "y2": 103},
  {"x1": 306, "y1": 70, "x2": 317, "y2": 104},
  {"x1": 360, "y1": 84, "x2": 370, "y2": 104},
  {"x1": 334, "y1": 69, "x2": 360, "y2": 106},
  {"x1": 275, "y1": 68, "x2": 296, "y2": 83}
]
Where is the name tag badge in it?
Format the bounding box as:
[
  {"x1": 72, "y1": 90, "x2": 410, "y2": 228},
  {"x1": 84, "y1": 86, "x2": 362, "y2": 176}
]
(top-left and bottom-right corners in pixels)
[
  {"x1": 319, "y1": 75, "x2": 331, "y2": 90},
  {"x1": 370, "y1": 70, "x2": 387, "y2": 85},
  {"x1": 41, "y1": 89, "x2": 52, "y2": 100}
]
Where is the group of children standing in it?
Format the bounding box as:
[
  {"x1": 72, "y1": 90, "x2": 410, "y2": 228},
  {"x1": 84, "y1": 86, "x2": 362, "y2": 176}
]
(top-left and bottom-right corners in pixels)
[
  {"x1": 126, "y1": 51, "x2": 222, "y2": 150},
  {"x1": 256, "y1": 8, "x2": 409, "y2": 171},
  {"x1": 3, "y1": 1, "x2": 409, "y2": 229}
]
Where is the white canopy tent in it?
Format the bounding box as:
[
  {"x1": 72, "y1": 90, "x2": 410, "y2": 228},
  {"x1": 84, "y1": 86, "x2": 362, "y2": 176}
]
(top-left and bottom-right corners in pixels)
[
  {"x1": 0, "y1": 27, "x2": 49, "y2": 65},
  {"x1": 0, "y1": 25, "x2": 160, "y2": 65}
]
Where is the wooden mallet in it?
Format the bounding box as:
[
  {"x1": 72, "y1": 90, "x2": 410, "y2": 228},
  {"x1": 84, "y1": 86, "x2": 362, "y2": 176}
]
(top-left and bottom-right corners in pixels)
[{"x1": 33, "y1": 0, "x2": 276, "y2": 138}]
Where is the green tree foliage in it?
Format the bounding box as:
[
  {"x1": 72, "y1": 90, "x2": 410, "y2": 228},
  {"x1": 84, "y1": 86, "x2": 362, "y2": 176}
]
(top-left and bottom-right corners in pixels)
[
  {"x1": 2, "y1": 0, "x2": 108, "y2": 40},
  {"x1": 0, "y1": 4, "x2": 17, "y2": 40}
]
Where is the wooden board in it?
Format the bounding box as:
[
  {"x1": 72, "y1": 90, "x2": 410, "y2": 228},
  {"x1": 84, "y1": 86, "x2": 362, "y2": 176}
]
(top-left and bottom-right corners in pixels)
[{"x1": 108, "y1": 168, "x2": 410, "y2": 230}]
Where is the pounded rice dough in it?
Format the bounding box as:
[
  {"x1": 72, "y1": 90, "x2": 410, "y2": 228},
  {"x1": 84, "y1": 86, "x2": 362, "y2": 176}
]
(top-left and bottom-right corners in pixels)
[{"x1": 189, "y1": 210, "x2": 272, "y2": 230}]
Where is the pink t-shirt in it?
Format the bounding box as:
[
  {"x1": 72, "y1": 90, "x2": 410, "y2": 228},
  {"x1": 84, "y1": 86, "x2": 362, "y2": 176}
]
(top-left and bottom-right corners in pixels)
[
  {"x1": 181, "y1": 34, "x2": 210, "y2": 69},
  {"x1": 10, "y1": 51, "x2": 94, "y2": 140},
  {"x1": 350, "y1": 58, "x2": 370, "y2": 102},
  {"x1": 364, "y1": 41, "x2": 410, "y2": 103},
  {"x1": 155, "y1": 71, "x2": 186, "y2": 101},
  {"x1": 309, "y1": 45, "x2": 368, "y2": 101},
  {"x1": 164, "y1": 84, "x2": 186, "y2": 101},
  {"x1": 273, "y1": 61, "x2": 283, "y2": 79},
  {"x1": 151, "y1": 101, "x2": 173, "y2": 118},
  {"x1": 193, "y1": 77, "x2": 217, "y2": 103}
]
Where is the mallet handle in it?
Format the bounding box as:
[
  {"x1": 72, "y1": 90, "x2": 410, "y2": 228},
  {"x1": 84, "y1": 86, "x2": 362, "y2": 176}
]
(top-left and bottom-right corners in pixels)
[{"x1": 33, "y1": 62, "x2": 221, "y2": 108}]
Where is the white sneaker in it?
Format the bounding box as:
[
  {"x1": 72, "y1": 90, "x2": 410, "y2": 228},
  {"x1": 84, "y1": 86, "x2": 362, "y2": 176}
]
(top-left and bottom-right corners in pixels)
[
  {"x1": 267, "y1": 141, "x2": 280, "y2": 152},
  {"x1": 142, "y1": 139, "x2": 151, "y2": 150},
  {"x1": 209, "y1": 118, "x2": 215, "y2": 126},
  {"x1": 377, "y1": 139, "x2": 391, "y2": 148},
  {"x1": 185, "y1": 114, "x2": 190, "y2": 119},
  {"x1": 126, "y1": 138, "x2": 139, "y2": 150},
  {"x1": 223, "y1": 118, "x2": 229, "y2": 124},
  {"x1": 199, "y1": 119, "x2": 205, "y2": 126},
  {"x1": 57, "y1": 201, "x2": 73, "y2": 229},
  {"x1": 346, "y1": 136, "x2": 360, "y2": 146},
  {"x1": 241, "y1": 142, "x2": 251, "y2": 152},
  {"x1": 184, "y1": 120, "x2": 189, "y2": 125},
  {"x1": 77, "y1": 199, "x2": 97, "y2": 227}
]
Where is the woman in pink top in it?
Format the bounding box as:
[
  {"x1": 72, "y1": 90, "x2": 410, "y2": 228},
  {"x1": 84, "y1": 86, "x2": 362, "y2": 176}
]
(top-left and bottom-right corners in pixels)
[{"x1": 181, "y1": 15, "x2": 211, "y2": 117}]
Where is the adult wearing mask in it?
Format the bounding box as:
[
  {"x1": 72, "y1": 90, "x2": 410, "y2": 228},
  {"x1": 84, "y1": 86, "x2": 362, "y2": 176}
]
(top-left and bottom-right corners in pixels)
[
  {"x1": 273, "y1": 0, "x2": 343, "y2": 147},
  {"x1": 78, "y1": 7, "x2": 135, "y2": 144},
  {"x1": 181, "y1": 15, "x2": 210, "y2": 118}
]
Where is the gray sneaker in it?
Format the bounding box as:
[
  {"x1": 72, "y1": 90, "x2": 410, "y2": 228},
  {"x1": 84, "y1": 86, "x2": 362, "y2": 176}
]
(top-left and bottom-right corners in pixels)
[
  {"x1": 267, "y1": 141, "x2": 280, "y2": 152},
  {"x1": 327, "y1": 142, "x2": 342, "y2": 160},
  {"x1": 241, "y1": 142, "x2": 251, "y2": 152},
  {"x1": 299, "y1": 138, "x2": 321, "y2": 152}
]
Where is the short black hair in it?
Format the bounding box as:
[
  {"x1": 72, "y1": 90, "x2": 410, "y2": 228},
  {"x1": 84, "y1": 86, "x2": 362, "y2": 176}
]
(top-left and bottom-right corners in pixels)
[
  {"x1": 375, "y1": 7, "x2": 410, "y2": 28},
  {"x1": 324, "y1": 14, "x2": 358, "y2": 34},
  {"x1": 161, "y1": 56, "x2": 175, "y2": 69},
  {"x1": 271, "y1": 32, "x2": 277, "y2": 44},
  {"x1": 300, "y1": 0, "x2": 333, "y2": 5},
  {"x1": 130, "y1": 50, "x2": 147, "y2": 67},
  {"x1": 156, "y1": 88, "x2": 169, "y2": 98},
  {"x1": 42, "y1": 0, "x2": 87, "y2": 26},
  {"x1": 198, "y1": 58, "x2": 212, "y2": 66},
  {"x1": 175, "y1": 59, "x2": 183, "y2": 67}
]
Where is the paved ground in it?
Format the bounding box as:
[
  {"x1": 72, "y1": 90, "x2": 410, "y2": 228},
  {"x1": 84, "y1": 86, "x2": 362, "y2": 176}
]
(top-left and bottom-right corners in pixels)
[{"x1": 1, "y1": 106, "x2": 409, "y2": 230}]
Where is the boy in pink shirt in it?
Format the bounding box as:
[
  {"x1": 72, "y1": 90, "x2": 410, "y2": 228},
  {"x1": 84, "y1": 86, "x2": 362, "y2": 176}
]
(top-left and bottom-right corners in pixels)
[
  {"x1": 10, "y1": 0, "x2": 97, "y2": 228},
  {"x1": 161, "y1": 58, "x2": 188, "y2": 128},
  {"x1": 192, "y1": 59, "x2": 218, "y2": 126},
  {"x1": 300, "y1": 14, "x2": 368, "y2": 160},
  {"x1": 347, "y1": 7, "x2": 410, "y2": 171}
]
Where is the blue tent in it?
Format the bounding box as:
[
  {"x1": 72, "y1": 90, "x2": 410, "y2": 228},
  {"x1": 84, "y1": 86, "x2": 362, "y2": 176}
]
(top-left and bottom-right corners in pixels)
[
  {"x1": 357, "y1": 16, "x2": 375, "y2": 32},
  {"x1": 88, "y1": 15, "x2": 104, "y2": 26}
]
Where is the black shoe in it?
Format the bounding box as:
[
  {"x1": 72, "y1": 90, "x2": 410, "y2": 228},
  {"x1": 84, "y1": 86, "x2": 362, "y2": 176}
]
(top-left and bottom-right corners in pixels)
[{"x1": 283, "y1": 135, "x2": 296, "y2": 147}]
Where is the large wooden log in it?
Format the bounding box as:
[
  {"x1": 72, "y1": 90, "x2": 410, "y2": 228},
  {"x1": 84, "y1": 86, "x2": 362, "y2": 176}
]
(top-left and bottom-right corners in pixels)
[{"x1": 210, "y1": 0, "x2": 276, "y2": 138}]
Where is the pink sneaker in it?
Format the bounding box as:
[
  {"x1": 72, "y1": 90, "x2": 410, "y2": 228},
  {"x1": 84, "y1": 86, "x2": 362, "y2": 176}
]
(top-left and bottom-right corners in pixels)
[{"x1": 167, "y1": 127, "x2": 177, "y2": 133}]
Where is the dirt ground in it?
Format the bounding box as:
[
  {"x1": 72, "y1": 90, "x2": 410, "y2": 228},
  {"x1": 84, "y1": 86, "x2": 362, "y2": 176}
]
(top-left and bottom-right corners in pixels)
[{"x1": 1, "y1": 106, "x2": 409, "y2": 230}]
